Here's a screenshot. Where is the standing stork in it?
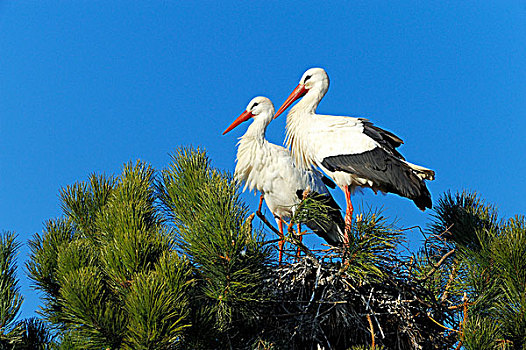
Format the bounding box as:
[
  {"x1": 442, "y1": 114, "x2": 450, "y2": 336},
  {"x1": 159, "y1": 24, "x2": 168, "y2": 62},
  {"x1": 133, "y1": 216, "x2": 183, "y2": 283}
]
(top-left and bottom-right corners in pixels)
[
  {"x1": 273, "y1": 68, "x2": 435, "y2": 241},
  {"x1": 223, "y1": 96, "x2": 345, "y2": 262}
]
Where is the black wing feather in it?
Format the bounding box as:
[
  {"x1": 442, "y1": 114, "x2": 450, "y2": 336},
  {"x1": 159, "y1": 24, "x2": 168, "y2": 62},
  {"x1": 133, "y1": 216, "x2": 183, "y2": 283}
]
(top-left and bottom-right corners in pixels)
[
  {"x1": 359, "y1": 118, "x2": 405, "y2": 159},
  {"x1": 321, "y1": 148, "x2": 432, "y2": 210}
]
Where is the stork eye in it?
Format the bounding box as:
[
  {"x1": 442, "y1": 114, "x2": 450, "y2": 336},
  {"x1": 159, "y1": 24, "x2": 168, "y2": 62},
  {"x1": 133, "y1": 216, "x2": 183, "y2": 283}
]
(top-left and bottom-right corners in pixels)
[
  {"x1": 304, "y1": 75, "x2": 312, "y2": 83},
  {"x1": 252, "y1": 102, "x2": 259, "y2": 109}
]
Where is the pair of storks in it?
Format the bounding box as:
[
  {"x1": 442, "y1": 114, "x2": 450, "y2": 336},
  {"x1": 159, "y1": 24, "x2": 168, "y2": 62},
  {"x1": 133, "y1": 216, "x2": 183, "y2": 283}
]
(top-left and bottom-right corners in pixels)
[{"x1": 223, "y1": 68, "x2": 434, "y2": 261}]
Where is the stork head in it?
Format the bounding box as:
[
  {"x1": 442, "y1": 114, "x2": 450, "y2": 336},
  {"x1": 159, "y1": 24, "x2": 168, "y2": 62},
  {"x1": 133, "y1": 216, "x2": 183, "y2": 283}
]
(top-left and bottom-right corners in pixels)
[
  {"x1": 301, "y1": 67, "x2": 329, "y2": 91},
  {"x1": 274, "y1": 67, "x2": 329, "y2": 119},
  {"x1": 222, "y1": 96, "x2": 275, "y2": 135}
]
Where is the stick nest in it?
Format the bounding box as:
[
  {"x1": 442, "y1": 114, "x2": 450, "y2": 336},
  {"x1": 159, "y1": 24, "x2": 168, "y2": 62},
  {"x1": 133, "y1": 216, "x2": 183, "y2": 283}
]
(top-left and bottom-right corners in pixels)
[{"x1": 258, "y1": 253, "x2": 453, "y2": 350}]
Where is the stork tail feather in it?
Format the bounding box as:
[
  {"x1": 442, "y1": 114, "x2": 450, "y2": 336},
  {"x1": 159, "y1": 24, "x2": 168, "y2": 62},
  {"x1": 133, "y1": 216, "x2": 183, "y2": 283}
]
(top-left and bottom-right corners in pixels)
[{"x1": 406, "y1": 162, "x2": 435, "y2": 181}]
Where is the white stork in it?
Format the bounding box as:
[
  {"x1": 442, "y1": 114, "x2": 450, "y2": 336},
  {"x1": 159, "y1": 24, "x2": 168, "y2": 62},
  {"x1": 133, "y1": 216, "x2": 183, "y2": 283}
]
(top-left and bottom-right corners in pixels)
[
  {"x1": 273, "y1": 68, "x2": 435, "y2": 239},
  {"x1": 223, "y1": 96, "x2": 345, "y2": 262}
]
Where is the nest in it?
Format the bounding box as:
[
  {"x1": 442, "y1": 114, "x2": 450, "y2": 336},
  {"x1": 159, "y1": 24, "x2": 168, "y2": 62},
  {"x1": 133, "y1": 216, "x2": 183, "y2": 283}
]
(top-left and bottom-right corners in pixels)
[{"x1": 259, "y1": 253, "x2": 452, "y2": 350}]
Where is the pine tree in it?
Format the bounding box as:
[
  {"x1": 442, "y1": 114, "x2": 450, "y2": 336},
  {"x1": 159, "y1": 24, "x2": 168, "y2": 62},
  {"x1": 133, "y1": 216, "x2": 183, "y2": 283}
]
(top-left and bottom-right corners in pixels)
[
  {"x1": 425, "y1": 192, "x2": 526, "y2": 349},
  {"x1": 27, "y1": 163, "x2": 191, "y2": 349},
  {"x1": 0, "y1": 232, "x2": 23, "y2": 347},
  {"x1": 27, "y1": 147, "x2": 269, "y2": 349},
  {"x1": 0, "y1": 232, "x2": 51, "y2": 350}
]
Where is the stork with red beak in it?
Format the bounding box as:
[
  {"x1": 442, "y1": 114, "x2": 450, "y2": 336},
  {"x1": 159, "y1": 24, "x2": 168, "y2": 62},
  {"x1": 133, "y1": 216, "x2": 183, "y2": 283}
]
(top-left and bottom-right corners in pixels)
[
  {"x1": 273, "y1": 68, "x2": 435, "y2": 239},
  {"x1": 223, "y1": 96, "x2": 345, "y2": 262}
]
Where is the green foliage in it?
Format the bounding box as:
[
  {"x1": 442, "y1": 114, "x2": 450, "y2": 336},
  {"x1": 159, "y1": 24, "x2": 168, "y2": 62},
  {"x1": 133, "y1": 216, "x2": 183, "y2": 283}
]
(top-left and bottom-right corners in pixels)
[
  {"x1": 418, "y1": 191, "x2": 526, "y2": 349},
  {"x1": 293, "y1": 197, "x2": 404, "y2": 284},
  {"x1": 26, "y1": 219, "x2": 75, "y2": 322},
  {"x1": 124, "y1": 252, "x2": 191, "y2": 350},
  {"x1": 344, "y1": 210, "x2": 403, "y2": 282},
  {"x1": 21, "y1": 148, "x2": 526, "y2": 349},
  {"x1": 462, "y1": 316, "x2": 503, "y2": 350},
  {"x1": 97, "y1": 162, "x2": 170, "y2": 288},
  {"x1": 59, "y1": 174, "x2": 115, "y2": 238},
  {"x1": 0, "y1": 232, "x2": 22, "y2": 335},
  {"x1": 26, "y1": 147, "x2": 271, "y2": 349},
  {"x1": 291, "y1": 192, "x2": 334, "y2": 227},
  {"x1": 48, "y1": 331, "x2": 77, "y2": 350},
  {"x1": 59, "y1": 266, "x2": 125, "y2": 349},
  {"x1": 14, "y1": 318, "x2": 52, "y2": 350},
  {"x1": 27, "y1": 161, "x2": 191, "y2": 349},
  {"x1": 158, "y1": 147, "x2": 270, "y2": 341},
  {"x1": 0, "y1": 232, "x2": 23, "y2": 348},
  {"x1": 478, "y1": 216, "x2": 526, "y2": 347},
  {"x1": 429, "y1": 190, "x2": 499, "y2": 251},
  {"x1": 0, "y1": 233, "x2": 52, "y2": 349}
]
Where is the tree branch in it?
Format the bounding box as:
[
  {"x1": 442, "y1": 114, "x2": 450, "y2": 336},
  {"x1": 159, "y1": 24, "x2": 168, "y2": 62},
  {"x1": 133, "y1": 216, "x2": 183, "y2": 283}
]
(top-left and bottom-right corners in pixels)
[{"x1": 419, "y1": 249, "x2": 456, "y2": 281}]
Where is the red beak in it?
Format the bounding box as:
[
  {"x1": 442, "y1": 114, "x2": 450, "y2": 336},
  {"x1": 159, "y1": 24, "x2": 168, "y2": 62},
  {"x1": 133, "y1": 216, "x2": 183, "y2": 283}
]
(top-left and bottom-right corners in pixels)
[
  {"x1": 274, "y1": 84, "x2": 308, "y2": 119},
  {"x1": 222, "y1": 110, "x2": 253, "y2": 135}
]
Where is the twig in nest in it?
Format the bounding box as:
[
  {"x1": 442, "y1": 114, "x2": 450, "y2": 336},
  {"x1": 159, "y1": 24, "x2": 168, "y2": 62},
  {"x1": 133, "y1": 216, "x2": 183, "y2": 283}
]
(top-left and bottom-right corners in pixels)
[
  {"x1": 361, "y1": 288, "x2": 385, "y2": 339},
  {"x1": 306, "y1": 264, "x2": 322, "y2": 309},
  {"x1": 366, "y1": 314, "x2": 375, "y2": 348},
  {"x1": 285, "y1": 235, "x2": 320, "y2": 266}
]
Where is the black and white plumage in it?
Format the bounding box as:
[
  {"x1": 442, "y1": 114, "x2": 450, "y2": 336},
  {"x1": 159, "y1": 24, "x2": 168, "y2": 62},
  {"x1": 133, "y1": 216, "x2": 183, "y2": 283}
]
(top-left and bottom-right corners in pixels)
[
  {"x1": 273, "y1": 68, "x2": 435, "y2": 229},
  {"x1": 222, "y1": 96, "x2": 345, "y2": 254}
]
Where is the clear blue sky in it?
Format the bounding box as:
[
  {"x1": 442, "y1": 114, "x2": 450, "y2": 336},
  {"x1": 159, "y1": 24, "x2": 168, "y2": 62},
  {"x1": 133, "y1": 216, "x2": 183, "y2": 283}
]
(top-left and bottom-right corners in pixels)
[{"x1": 1, "y1": 1, "x2": 525, "y2": 319}]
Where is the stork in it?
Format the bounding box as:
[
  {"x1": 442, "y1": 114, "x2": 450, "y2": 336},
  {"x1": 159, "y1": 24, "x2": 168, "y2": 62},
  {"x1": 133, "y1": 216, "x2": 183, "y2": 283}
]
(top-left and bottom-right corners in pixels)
[
  {"x1": 273, "y1": 68, "x2": 435, "y2": 241},
  {"x1": 223, "y1": 96, "x2": 345, "y2": 262}
]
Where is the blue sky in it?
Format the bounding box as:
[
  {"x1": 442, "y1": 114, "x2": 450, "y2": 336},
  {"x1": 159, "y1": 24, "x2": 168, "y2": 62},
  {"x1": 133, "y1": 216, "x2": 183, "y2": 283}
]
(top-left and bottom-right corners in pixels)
[{"x1": 1, "y1": 1, "x2": 525, "y2": 319}]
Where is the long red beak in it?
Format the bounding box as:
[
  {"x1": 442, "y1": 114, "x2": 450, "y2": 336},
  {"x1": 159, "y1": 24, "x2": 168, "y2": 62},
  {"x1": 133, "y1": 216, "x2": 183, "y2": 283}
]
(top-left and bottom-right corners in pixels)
[
  {"x1": 222, "y1": 110, "x2": 253, "y2": 135},
  {"x1": 274, "y1": 84, "x2": 308, "y2": 119}
]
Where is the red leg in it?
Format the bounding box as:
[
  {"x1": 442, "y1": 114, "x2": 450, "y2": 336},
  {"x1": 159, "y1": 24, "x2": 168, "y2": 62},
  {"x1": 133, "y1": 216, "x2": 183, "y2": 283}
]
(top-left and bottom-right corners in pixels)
[
  {"x1": 277, "y1": 218, "x2": 284, "y2": 264},
  {"x1": 257, "y1": 194, "x2": 264, "y2": 213},
  {"x1": 296, "y1": 223, "x2": 302, "y2": 258},
  {"x1": 344, "y1": 185, "x2": 354, "y2": 246}
]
